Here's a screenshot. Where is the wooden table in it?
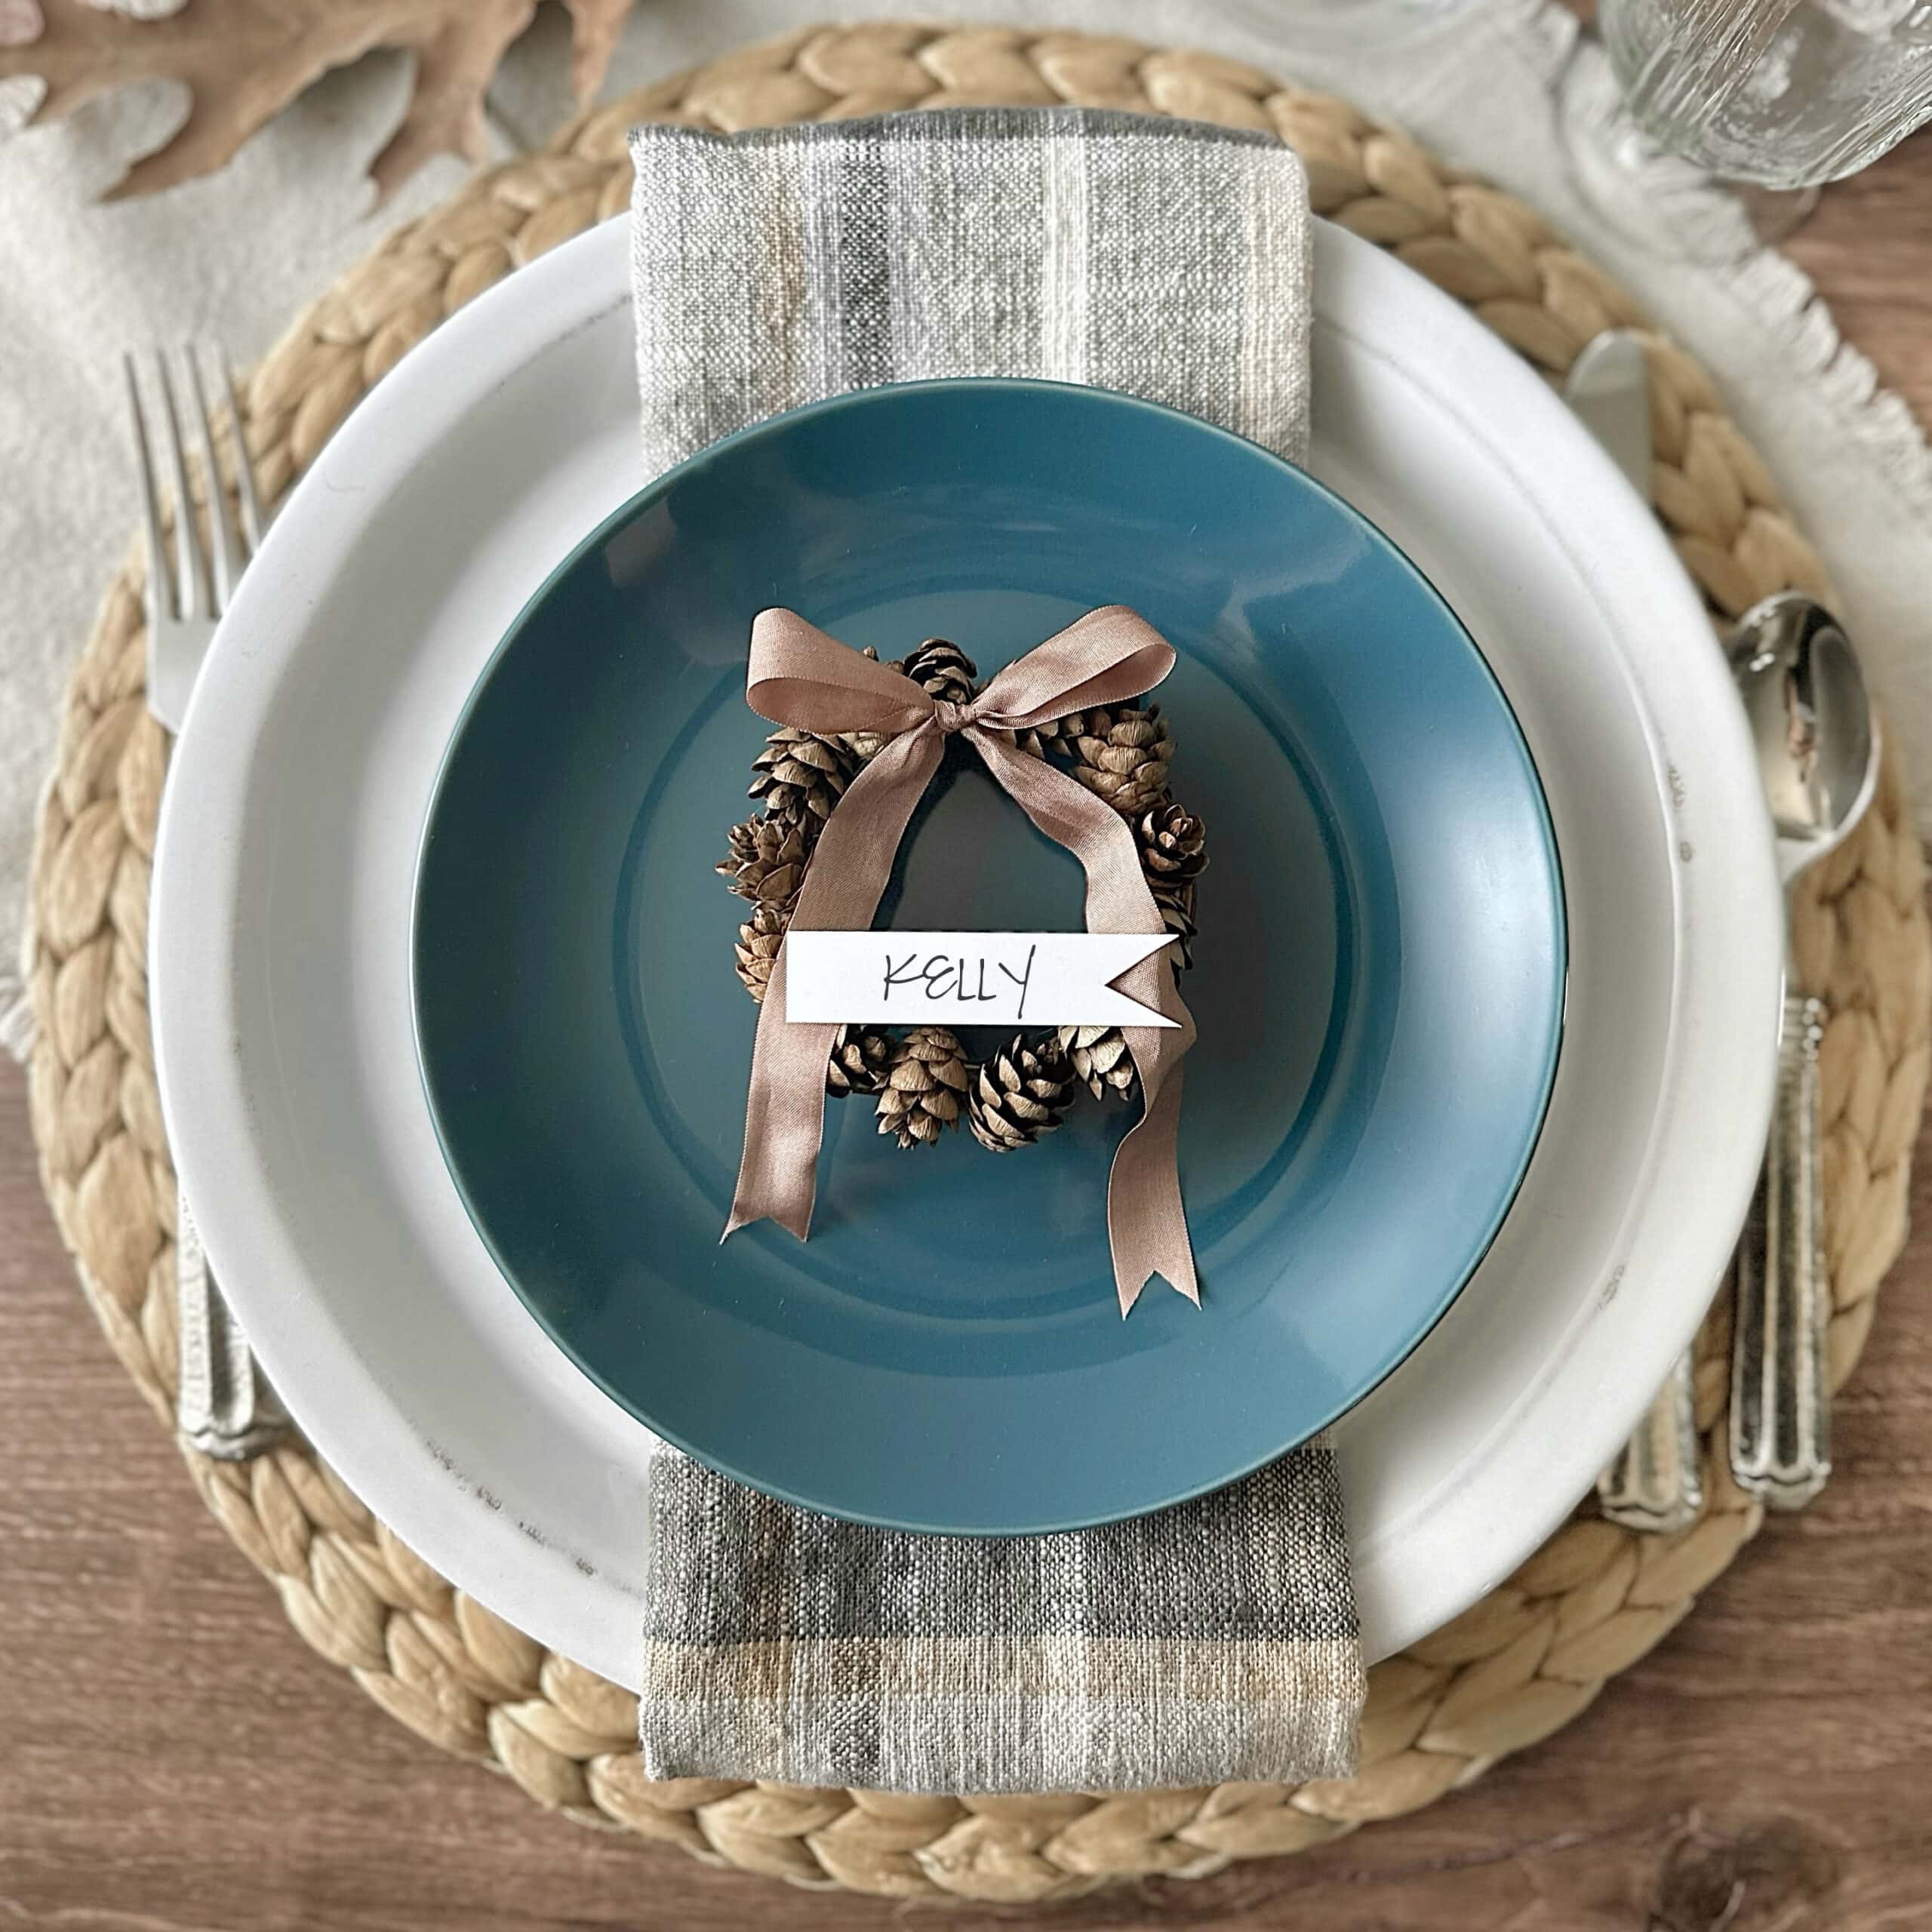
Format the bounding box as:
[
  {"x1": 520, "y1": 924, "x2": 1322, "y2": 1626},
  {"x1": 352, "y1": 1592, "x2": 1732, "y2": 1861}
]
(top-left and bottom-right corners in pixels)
[{"x1": 5, "y1": 134, "x2": 1931, "y2": 1932}]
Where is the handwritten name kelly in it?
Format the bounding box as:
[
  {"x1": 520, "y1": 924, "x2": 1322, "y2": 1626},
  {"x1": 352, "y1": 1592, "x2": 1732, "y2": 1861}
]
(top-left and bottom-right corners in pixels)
[
  {"x1": 783, "y1": 931, "x2": 1178, "y2": 1029},
  {"x1": 883, "y1": 943, "x2": 1038, "y2": 1019}
]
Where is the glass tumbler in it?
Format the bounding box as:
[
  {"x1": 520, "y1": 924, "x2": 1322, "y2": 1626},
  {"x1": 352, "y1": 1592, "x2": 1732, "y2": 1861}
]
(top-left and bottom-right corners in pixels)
[{"x1": 1599, "y1": 0, "x2": 1932, "y2": 189}]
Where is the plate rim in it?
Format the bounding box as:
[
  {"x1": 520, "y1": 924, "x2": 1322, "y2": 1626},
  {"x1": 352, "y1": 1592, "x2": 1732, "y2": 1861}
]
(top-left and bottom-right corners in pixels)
[{"x1": 408, "y1": 371, "x2": 1570, "y2": 1535}]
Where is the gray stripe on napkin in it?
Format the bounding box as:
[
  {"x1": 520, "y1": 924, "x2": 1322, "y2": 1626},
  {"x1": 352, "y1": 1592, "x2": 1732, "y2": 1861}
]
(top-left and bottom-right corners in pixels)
[
  {"x1": 654, "y1": 1445, "x2": 1354, "y2": 1645},
  {"x1": 627, "y1": 107, "x2": 1353, "y2": 1795},
  {"x1": 631, "y1": 109, "x2": 1312, "y2": 479}
]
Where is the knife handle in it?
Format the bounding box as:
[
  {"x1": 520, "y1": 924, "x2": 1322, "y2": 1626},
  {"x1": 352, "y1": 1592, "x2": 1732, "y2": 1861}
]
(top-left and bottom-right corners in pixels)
[{"x1": 1729, "y1": 992, "x2": 1831, "y2": 1509}]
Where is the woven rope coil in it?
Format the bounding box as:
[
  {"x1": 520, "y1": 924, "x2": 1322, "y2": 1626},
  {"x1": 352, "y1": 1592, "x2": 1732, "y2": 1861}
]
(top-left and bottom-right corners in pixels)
[{"x1": 23, "y1": 25, "x2": 1931, "y2": 1903}]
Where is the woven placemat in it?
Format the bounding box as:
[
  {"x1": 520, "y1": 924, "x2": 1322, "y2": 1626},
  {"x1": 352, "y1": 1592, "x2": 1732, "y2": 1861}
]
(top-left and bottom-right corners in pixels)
[{"x1": 24, "y1": 24, "x2": 1932, "y2": 1904}]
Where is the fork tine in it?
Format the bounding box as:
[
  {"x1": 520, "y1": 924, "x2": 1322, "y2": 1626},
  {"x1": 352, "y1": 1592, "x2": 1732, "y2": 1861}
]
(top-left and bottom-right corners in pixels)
[
  {"x1": 123, "y1": 354, "x2": 167, "y2": 632},
  {"x1": 184, "y1": 346, "x2": 241, "y2": 613},
  {"x1": 153, "y1": 352, "x2": 209, "y2": 623},
  {"x1": 217, "y1": 354, "x2": 267, "y2": 554}
]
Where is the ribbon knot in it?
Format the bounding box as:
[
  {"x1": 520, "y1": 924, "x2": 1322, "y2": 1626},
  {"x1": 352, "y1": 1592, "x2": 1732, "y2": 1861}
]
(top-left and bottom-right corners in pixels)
[{"x1": 722, "y1": 605, "x2": 1199, "y2": 1316}]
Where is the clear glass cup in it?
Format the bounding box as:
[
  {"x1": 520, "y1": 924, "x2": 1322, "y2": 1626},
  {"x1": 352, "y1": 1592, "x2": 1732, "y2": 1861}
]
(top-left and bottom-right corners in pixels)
[{"x1": 1599, "y1": 0, "x2": 1932, "y2": 189}]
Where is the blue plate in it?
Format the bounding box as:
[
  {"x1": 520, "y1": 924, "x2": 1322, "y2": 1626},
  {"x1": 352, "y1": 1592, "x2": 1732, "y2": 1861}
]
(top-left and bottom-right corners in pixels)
[{"x1": 413, "y1": 378, "x2": 1564, "y2": 1535}]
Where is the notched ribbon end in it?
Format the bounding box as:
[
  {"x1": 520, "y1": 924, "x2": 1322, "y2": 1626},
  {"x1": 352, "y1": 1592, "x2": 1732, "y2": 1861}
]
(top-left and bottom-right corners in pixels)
[
  {"x1": 721, "y1": 1201, "x2": 814, "y2": 1244},
  {"x1": 1115, "y1": 1262, "x2": 1202, "y2": 1319}
]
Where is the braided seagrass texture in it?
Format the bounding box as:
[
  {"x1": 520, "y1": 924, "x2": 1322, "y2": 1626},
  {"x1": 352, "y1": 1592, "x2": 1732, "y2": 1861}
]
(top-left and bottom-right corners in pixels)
[{"x1": 24, "y1": 25, "x2": 1932, "y2": 1904}]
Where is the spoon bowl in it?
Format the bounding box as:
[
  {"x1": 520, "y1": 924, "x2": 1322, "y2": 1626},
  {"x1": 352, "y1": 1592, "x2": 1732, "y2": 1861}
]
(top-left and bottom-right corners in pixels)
[{"x1": 1728, "y1": 592, "x2": 1879, "y2": 887}]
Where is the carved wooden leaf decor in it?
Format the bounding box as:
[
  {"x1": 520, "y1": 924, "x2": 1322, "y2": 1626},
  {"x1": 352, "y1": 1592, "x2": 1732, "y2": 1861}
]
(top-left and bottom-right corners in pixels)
[{"x1": 0, "y1": 0, "x2": 640, "y2": 200}]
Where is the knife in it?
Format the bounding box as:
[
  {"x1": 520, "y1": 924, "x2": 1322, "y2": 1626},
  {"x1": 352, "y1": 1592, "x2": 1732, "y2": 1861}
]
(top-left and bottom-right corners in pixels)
[
  {"x1": 1564, "y1": 331, "x2": 1654, "y2": 497},
  {"x1": 1566, "y1": 331, "x2": 1706, "y2": 1535}
]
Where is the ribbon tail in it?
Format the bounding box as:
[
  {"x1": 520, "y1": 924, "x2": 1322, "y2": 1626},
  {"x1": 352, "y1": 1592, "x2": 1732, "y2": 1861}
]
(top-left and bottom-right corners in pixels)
[
  {"x1": 722, "y1": 724, "x2": 945, "y2": 1246},
  {"x1": 1109, "y1": 1027, "x2": 1198, "y2": 1317},
  {"x1": 724, "y1": 947, "x2": 840, "y2": 1241},
  {"x1": 968, "y1": 727, "x2": 1200, "y2": 1315}
]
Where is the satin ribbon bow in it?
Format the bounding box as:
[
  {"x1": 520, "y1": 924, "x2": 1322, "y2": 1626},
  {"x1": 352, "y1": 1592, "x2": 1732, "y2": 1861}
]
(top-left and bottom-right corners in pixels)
[{"x1": 723, "y1": 605, "x2": 1198, "y2": 1316}]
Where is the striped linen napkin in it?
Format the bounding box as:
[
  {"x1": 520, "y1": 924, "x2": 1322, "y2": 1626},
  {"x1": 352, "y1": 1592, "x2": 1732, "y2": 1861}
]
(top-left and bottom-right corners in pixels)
[{"x1": 628, "y1": 108, "x2": 1361, "y2": 1795}]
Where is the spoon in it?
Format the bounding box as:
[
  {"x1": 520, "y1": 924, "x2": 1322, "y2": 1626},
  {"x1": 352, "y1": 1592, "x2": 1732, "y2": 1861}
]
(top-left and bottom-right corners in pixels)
[{"x1": 1727, "y1": 592, "x2": 1879, "y2": 1510}]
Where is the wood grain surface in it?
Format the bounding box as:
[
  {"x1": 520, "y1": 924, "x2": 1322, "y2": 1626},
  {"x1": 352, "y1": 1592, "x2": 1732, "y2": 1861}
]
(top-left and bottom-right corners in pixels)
[{"x1": 4, "y1": 118, "x2": 1930, "y2": 1932}]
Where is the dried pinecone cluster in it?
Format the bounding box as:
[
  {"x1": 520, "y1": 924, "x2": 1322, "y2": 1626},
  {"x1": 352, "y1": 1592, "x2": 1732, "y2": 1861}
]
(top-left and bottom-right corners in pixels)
[{"x1": 718, "y1": 638, "x2": 1208, "y2": 1152}]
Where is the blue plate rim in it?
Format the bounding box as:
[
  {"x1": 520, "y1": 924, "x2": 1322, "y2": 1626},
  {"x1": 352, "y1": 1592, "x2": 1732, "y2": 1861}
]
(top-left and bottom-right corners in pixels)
[{"x1": 410, "y1": 374, "x2": 1568, "y2": 1534}]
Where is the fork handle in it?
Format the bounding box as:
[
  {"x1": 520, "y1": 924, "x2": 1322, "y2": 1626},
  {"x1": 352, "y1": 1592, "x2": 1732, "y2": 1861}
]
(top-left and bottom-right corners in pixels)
[
  {"x1": 1729, "y1": 992, "x2": 1832, "y2": 1509},
  {"x1": 1598, "y1": 1350, "x2": 1703, "y2": 1533},
  {"x1": 146, "y1": 641, "x2": 202, "y2": 737},
  {"x1": 176, "y1": 1192, "x2": 289, "y2": 1460}
]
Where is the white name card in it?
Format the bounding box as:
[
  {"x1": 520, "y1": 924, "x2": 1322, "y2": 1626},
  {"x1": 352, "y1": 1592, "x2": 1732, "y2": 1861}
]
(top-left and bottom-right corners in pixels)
[{"x1": 784, "y1": 931, "x2": 1179, "y2": 1029}]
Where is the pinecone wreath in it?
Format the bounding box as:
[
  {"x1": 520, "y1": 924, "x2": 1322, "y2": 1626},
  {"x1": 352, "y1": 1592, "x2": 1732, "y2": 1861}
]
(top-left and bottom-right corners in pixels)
[{"x1": 718, "y1": 638, "x2": 1209, "y2": 1152}]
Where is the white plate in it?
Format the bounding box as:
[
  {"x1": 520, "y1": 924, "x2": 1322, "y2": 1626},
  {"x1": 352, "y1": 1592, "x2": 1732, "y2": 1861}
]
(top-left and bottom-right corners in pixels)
[{"x1": 152, "y1": 218, "x2": 1781, "y2": 1682}]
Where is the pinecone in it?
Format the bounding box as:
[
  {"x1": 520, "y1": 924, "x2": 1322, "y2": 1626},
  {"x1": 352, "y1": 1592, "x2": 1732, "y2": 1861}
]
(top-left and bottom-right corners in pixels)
[
  {"x1": 1137, "y1": 801, "x2": 1208, "y2": 882},
  {"x1": 716, "y1": 814, "x2": 813, "y2": 906},
  {"x1": 875, "y1": 1025, "x2": 971, "y2": 1148},
  {"x1": 968, "y1": 1033, "x2": 1078, "y2": 1152},
  {"x1": 1014, "y1": 710, "x2": 1081, "y2": 760},
  {"x1": 1068, "y1": 702, "x2": 1174, "y2": 817},
  {"x1": 749, "y1": 726, "x2": 860, "y2": 823},
  {"x1": 733, "y1": 903, "x2": 788, "y2": 1003},
  {"x1": 1150, "y1": 878, "x2": 1198, "y2": 972},
  {"x1": 896, "y1": 638, "x2": 978, "y2": 705},
  {"x1": 1058, "y1": 1025, "x2": 1138, "y2": 1103},
  {"x1": 826, "y1": 1025, "x2": 892, "y2": 1099}
]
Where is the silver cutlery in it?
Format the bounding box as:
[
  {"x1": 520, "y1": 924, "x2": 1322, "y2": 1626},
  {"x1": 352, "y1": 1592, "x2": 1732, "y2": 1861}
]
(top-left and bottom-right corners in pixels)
[
  {"x1": 1568, "y1": 334, "x2": 1879, "y2": 1528},
  {"x1": 1597, "y1": 1350, "x2": 1704, "y2": 1533},
  {"x1": 1727, "y1": 592, "x2": 1878, "y2": 1509},
  {"x1": 1566, "y1": 332, "x2": 1709, "y2": 1536},
  {"x1": 126, "y1": 345, "x2": 289, "y2": 1461},
  {"x1": 1563, "y1": 331, "x2": 1654, "y2": 496}
]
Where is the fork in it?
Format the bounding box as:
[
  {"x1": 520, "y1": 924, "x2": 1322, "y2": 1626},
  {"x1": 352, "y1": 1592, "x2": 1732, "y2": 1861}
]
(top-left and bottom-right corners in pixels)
[{"x1": 126, "y1": 345, "x2": 289, "y2": 1460}]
